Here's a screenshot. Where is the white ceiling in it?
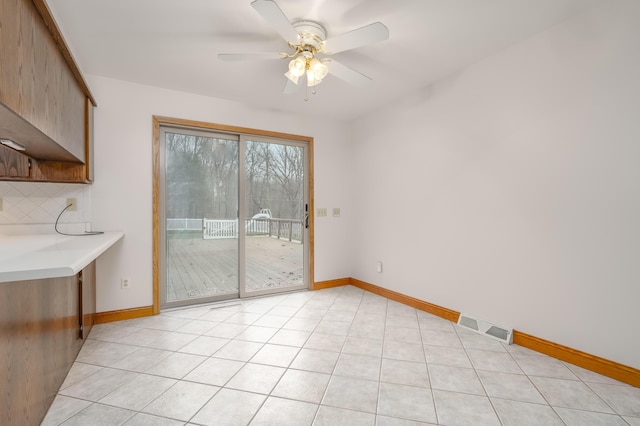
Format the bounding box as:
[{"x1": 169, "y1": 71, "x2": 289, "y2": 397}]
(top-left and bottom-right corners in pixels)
[{"x1": 47, "y1": 0, "x2": 601, "y2": 122}]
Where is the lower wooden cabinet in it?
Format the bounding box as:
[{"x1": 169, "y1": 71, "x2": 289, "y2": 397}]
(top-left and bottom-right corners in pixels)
[
  {"x1": 0, "y1": 261, "x2": 96, "y2": 426},
  {"x1": 79, "y1": 261, "x2": 96, "y2": 339}
]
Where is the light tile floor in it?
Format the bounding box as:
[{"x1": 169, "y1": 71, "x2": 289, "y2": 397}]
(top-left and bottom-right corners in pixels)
[{"x1": 43, "y1": 286, "x2": 640, "y2": 425}]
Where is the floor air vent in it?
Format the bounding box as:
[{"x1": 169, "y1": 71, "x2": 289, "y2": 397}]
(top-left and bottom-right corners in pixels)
[{"x1": 457, "y1": 313, "x2": 513, "y2": 345}]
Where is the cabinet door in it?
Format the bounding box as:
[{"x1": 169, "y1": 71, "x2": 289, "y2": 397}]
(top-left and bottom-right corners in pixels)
[
  {"x1": 0, "y1": 144, "x2": 30, "y2": 177},
  {"x1": 84, "y1": 97, "x2": 95, "y2": 182},
  {"x1": 0, "y1": 0, "x2": 86, "y2": 162},
  {"x1": 0, "y1": 275, "x2": 82, "y2": 426},
  {"x1": 79, "y1": 261, "x2": 96, "y2": 339}
]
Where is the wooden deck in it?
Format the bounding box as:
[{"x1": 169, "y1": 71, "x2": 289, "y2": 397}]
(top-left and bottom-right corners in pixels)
[{"x1": 166, "y1": 235, "x2": 303, "y2": 302}]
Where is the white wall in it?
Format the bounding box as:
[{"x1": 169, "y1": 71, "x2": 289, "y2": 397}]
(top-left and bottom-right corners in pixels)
[
  {"x1": 349, "y1": 0, "x2": 640, "y2": 369},
  {"x1": 89, "y1": 0, "x2": 638, "y2": 369},
  {"x1": 89, "y1": 75, "x2": 352, "y2": 312}
]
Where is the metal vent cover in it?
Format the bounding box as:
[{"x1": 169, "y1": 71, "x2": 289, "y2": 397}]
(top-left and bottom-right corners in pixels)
[
  {"x1": 458, "y1": 315, "x2": 479, "y2": 331},
  {"x1": 457, "y1": 313, "x2": 513, "y2": 345}
]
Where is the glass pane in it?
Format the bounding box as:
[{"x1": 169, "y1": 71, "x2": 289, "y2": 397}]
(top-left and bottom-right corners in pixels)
[
  {"x1": 165, "y1": 132, "x2": 239, "y2": 303},
  {"x1": 245, "y1": 140, "x2": 305, "y2": 293}
]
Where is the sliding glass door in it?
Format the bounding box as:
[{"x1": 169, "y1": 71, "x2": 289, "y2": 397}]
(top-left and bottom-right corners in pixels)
[
  {"x1": 160, "y1": 126, "x2": 308, "y2": 308},
  {"x1": 162, "y1": 129, "x2": 240, "y2": 305},
  {"x1": 242, "y1": 137, "x2": 308, "y2": 297}
]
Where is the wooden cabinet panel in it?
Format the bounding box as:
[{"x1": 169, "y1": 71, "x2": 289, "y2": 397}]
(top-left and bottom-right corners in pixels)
[
  {"x1": 0, "y1": 98, "x2": 91, "y2": 182},
  {"x1": 80, "y1": 261, "x2": 96, "y2": 338},
  {"x1": 0, "y1": 275, "x2": 83, "y2": 426},
  {"x1": 0, "y1": 262, "x2": 96, "y2": 425},
  {"x1": 0, "y1": 0, "x2": 86, "y2": 162},
  {"x1": 0, "y1": 0, "x2": 21, "y2": 109},
  {"x1": 84, "y1": 97, "x2": 94, "y2": 182},
  {"x1": 0, "y1": 144, "x2": 30, "y2": 177}
]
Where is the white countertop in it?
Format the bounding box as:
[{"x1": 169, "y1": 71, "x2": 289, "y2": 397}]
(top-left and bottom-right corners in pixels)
[{"x1": 0, "y1": 232, "x2": 124, "y2": 282}]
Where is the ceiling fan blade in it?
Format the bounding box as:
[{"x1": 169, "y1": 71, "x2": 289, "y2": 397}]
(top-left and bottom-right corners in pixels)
[
  {"x1": 328, "y1": 60, "x2": 372, "y2": 87},
  {"x1": 321, "y1": 22, "x2": 389, "y2": 54},
  {"x1": 218, "y1": 52, "x2": 285, "y2": 61},
  {"x1": 283, "y1": 77, "x2": 300, "y2": 94},
  {"x1": 251, "y1": 0, "x2": 299, "y2": 43}
]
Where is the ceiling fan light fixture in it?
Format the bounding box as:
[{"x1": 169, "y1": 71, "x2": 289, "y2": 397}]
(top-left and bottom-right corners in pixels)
[
  {"x1": 284, "y1": 70, "x2": 299, "y2": 84},
  {"x1": 306, "y1": 73, "x2": 322, "y2": 87},
  {"x1": 224, "y1": 0, "x2": 389, "y2": 97},
  {"x1": 308, "y1": 58, "x2": 328, "y2": 80},
  {"x1": 288, "y1": 56, "x2": 306, "y2": 77}
]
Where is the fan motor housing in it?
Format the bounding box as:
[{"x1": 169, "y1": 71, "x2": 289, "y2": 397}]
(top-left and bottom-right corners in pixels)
[{"x1": 292, "y1": 20, "x2": 326, "y2": 47}]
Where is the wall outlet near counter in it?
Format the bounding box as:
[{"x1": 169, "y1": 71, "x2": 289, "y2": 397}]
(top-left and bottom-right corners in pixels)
[{"x1": 66, "y1": 198, "x2": 77, "y2": 211}]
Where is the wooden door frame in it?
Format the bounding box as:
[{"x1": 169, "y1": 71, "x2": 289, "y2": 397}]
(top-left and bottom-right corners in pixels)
[{"x1": 151, "y1": 116, "x2": 314, "y2": 314}]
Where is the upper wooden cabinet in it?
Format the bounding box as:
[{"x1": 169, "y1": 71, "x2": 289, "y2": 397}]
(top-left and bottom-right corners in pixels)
[
  {"x1": 0, "y1": 143, "x2": 30, "y2": 177},
  {"x1": 0, "y1": 0, "x2": 96, "y2": 182}
]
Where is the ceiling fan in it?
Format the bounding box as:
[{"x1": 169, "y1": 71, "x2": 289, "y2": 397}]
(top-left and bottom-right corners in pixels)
[{"x1": 218, "y1": 0, "x2": 389, "y2": 95}]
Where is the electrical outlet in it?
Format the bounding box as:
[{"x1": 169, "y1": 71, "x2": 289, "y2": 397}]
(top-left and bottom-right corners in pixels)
[
  {"x1": 66, "y1": 198, "x2": 77, "y2": 211},
  {"x1": 121, "y1": 278, "x2": 131, "y2": 289}
]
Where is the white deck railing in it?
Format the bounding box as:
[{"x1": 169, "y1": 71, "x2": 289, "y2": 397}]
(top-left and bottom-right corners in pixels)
[
  {"x1": 203, "y1": 219, "x2": 238, "y2": 240},
  {"x1": 166, "y1": 218, "x2": 203, "y2": 231},
  {"x1": 202, "y1": 218, "x2": 303, "y2": 242}
]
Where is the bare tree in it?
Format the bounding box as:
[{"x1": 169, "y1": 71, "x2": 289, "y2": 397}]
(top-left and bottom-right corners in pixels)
[
  {"x1": 166, "y1": 133, "x2": 238, "y2": 219},
  {"x1": 166, "y1": 133, "x2": 303, "y2": 221}
]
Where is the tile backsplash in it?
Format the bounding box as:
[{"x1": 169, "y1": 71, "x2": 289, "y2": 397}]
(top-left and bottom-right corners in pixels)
[{"x1": 0, "y1": 182, "x2": 91, "y2": 233}]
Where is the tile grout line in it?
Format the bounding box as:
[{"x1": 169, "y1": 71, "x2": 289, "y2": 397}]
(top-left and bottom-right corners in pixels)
[{"x1": 46, "y1": 286, "x2": 639, "y2": 425}]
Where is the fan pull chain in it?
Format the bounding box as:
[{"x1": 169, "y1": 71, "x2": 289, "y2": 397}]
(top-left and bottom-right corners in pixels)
[{"x1": 305, "y1": 75, "x2": 319, "y2": 101}]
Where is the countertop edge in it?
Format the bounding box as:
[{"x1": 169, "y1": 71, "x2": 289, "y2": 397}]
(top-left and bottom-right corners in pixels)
[
  {"x1": 0, "y1": 231, "x2": 124, "y2": 283},
  {"x1": 67, "y1": 232, "x2": 125, "y2": 275}
]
